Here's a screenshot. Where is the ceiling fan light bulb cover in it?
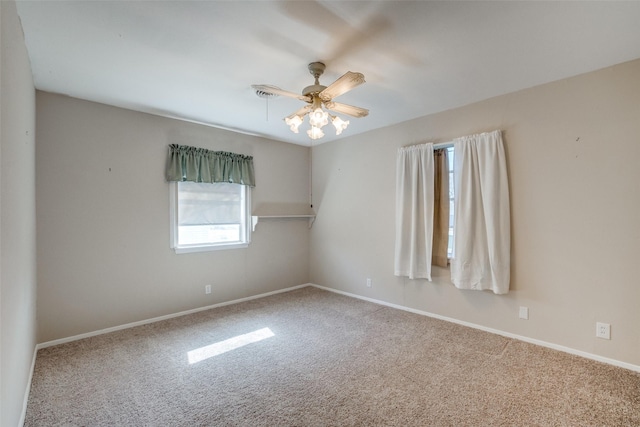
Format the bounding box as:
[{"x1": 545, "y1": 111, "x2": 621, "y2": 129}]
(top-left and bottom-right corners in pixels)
[
  {"x1": 307, "y1": 126, "x2": 324, "y2": 140},
  {"x1": 309, "y1": 108, "x2": 329, "y2": 128},
  {"x1": 285, "y1": 115, "x2": 303, "y2": 133},
  {"x1": 332, "y1": 116, "x2": 349, "y2": 135}
]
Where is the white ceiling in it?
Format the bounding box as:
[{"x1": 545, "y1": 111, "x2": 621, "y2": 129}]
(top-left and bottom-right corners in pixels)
[{"x1": 15, "y1": 1, "x2": 640, "y2": 146}]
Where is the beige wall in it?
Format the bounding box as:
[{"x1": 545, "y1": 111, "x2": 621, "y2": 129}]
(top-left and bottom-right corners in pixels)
[
  {"x1": 310, "y1": 59, "x2": 640, "y2": 367},
  {"x1": 36, "y1": 92, "x2": 311, "y2": 343},
  {"x1": 1, "y1": 1, "x2": 38, "y2": 425}
]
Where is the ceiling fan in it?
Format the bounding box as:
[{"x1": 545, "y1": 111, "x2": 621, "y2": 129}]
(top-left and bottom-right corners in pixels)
[{"x1": 252, "y1": 62, "x2": 369, "y2": 140}]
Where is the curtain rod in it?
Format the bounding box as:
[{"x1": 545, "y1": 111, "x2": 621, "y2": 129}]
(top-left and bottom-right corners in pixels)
[
  {"x1": 432, "y1": 141, "x2": 453, "y2": 149},
  {"x1": 412, "y1": 130, "x2": 502, "y2": 150}
]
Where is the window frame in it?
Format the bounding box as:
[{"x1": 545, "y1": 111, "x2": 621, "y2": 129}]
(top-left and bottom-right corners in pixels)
[{"x1": 169, "y1": 181, "x2": 252, "y2": 254}]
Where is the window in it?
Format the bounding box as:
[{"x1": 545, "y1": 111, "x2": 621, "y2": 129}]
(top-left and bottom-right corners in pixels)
[
  {"x1": 170, "y1": 181, "x2": 251, "y2": 253},
  {"x1": 395, "y1": 131, "x2": 509, "y2": 292}
]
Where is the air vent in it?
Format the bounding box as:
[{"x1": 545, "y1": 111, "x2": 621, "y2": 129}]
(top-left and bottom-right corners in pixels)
[{"x1": 254, "y1": 85, "x2": 280, "y2": 99}]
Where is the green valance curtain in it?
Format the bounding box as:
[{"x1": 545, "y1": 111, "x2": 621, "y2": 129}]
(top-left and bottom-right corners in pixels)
[{"x1": 166, "y1": 144, "x2": 255, "y2": 187}]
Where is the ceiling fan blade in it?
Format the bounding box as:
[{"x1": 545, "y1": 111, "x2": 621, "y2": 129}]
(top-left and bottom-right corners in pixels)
[
  {"x1": 286, "y1": 105, "x2": 312, "y2": 119},
  {"x1": 280, "y1": 1, "x2": 393, "y2": 66},
  {"x1": 326, "y1": 15, "x2": 391, "y2": 65},
  {"x1": 324, "y1": 101, "x2": 369, "y2": 118},
  {"x1": 280, "y1": 0, "x2": 348, "y2": 36},
  {"x1": 251, "y1": 85, "x2": 311, "y2": 102},
  {"x1": 318, "y1": 72, "x2": 365, "y2": 102}
]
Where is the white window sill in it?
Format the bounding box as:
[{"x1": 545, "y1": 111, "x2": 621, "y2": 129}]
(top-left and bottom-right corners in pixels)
[{"x1": 173, "y1": 242, "x2": 249, "y2": 254}]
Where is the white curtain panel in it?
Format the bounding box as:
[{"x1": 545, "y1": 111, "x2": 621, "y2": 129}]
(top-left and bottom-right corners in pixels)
[
  {"x1": 394, "y1": 143, "x2": 435, "y2": 280},
  {"x1": 451, "y1": 130, "x2": 511, "y2": 294}
]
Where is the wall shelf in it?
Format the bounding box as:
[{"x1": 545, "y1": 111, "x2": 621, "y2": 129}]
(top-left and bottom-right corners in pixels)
[{"x1": 251, "y1": 215, "x2": 316, "y2": 231}]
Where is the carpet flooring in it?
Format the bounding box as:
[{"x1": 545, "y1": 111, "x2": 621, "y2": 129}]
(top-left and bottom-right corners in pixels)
[{"x1": 25, "y1": 286, "x2": 640, "y2": 426}]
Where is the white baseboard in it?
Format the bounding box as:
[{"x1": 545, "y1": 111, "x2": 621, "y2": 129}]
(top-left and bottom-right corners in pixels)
[
  {"x1": 309, "y1": 284, "x2": 640, "y2": 373},
  {"x1": 37, "y1": 284, "x2": 310, "y2": 350},
  {"x1": 20, "y1": 344, "x2": 39, "y2": 427}
]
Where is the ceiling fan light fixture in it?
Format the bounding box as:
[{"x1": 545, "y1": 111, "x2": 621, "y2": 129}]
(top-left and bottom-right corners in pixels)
[
  {"x1": 331, "y1": 115, "x2": 349, "y2": 135},
  {"x1": 285, "y1": 115, "x2": 303, "y2": 133},
  {"x1": 307, "y1": 126, "x2": 324, "y2": 140},
  {"x1": 308, "y1": 107, "x2": 329, "y2": 128}
]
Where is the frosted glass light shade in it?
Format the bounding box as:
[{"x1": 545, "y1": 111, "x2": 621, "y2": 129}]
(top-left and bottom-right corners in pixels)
[
  {"x1": 307, "y1": 126, "x2": 324, "y2": 140},
  {"x1": 308, "y1": 108, "x2": 329, "y2": 128},
  {"x1": 331, "y1": 116, "x2": 349, "y2": 135},
  {"x1": 285, "y1": 115, "x2": 303, "y2": 133}
]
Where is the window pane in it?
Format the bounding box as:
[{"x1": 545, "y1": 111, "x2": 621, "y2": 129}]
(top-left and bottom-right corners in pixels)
[
  {"x1": 178, "y1": 224, "x2": 240, "y2": 245},
  {"x1": 178, "y1": 182, "x2": 242, "y2": 226},
  {"x1": 174, "y1": 181, "x2": 248, "y2": 248},
  {"x1": 447, "y1": 147, "x2": 455, "y2": 258}
]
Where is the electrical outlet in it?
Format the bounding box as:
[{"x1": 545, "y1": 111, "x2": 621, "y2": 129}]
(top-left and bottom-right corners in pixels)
[
  {"x1": 596, "y1": 322, "x2": 610, "y2": 340},
  {"x1": 518, "y1": 306, "x2": 529, "y2": 320},
  {"x1": 366, "y1": 278, "x2": 372, "y2": 288},
  {"x1": 205, "y1": 285, "x2": 212, "y2": 294}
]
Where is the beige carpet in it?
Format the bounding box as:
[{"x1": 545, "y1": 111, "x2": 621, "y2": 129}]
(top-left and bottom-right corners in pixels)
[{"x1": 25, "y1": 287, "x2": 640, "y2": 426}]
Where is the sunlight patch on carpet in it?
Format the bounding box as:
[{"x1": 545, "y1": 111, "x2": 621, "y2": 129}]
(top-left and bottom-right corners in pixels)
[{"x1": 188, "y1": 327, "x2": 275, "y2": 364}]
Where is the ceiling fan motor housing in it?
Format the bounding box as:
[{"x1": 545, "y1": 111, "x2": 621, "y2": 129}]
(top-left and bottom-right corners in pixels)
[{"x1": 302, "y1": 84, "x2": 327, "y2": 97}]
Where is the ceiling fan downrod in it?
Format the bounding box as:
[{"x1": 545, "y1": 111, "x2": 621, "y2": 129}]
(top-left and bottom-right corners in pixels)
[{"x1": 303, "y1": 62, "x2": 328, "y2": 97}]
